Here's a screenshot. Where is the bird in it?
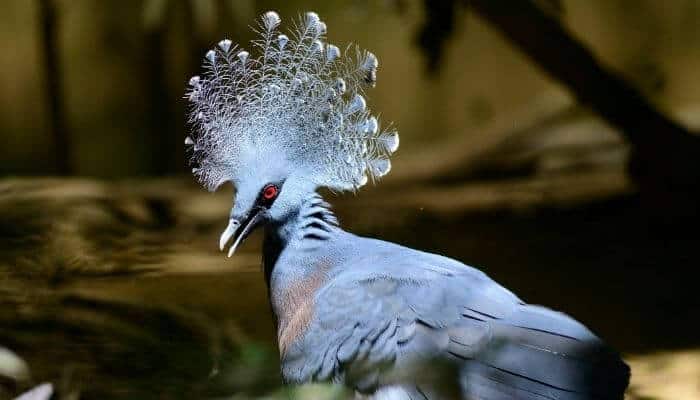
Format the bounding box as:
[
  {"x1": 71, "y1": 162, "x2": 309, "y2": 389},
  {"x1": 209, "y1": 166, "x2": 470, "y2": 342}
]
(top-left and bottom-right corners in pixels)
[{"x1": 184, "y1": 10, "x2": 630, "y2": 399}]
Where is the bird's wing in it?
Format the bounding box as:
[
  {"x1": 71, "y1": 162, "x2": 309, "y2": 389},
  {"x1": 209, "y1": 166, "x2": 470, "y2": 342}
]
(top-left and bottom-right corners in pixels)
[
  {"x1": 279, "y1": 253, "x2": 465, "y2": 392},
  {"x1": 281, "y1": 249, "x2": 629, "y2": 399}
]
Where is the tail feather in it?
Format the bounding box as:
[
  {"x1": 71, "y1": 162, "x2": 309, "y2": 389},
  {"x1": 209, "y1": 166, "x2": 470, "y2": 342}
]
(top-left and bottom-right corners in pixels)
[
  {"x1": 454, "y1": 305, "x2": 630, "y2": 400},
  {"x1": 463, "y1": 362, "x2": 591, "y2": 400}
]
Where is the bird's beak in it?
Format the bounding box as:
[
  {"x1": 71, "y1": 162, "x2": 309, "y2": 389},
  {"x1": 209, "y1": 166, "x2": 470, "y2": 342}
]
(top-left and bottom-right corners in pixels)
[{"x1": 219, "y1": 209, "x2": 263, "y2": 257}]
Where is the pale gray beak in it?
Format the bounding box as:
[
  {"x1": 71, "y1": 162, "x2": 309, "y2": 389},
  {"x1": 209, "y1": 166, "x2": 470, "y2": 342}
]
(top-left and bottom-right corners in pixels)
[
  {"x1": 219, "y1": 218, "x2": 240, "y2": 252},
  {"x1": 218, "y1": 210, "x2": 263, "y2": 257}
]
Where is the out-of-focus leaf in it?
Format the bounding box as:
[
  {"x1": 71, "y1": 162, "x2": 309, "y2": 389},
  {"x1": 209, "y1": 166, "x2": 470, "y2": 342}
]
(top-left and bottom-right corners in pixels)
[
  {"x1": 13, "y1": 383, "x2": 53, "y2": 400},
  {"x1": 0, "y1": 346, "x2": 30, "y2": 382}
]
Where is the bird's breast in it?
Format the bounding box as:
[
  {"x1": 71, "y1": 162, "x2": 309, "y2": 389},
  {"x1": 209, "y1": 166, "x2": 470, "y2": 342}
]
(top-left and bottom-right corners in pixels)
[{"x1": 272, "y1": 260, "x2": 331, "y2": 356}]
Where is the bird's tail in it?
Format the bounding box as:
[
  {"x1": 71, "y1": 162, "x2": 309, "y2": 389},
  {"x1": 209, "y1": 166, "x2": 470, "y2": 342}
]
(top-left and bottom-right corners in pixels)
[{"x1": 460, "y1": 305, "x2": 630, "y2": 400}]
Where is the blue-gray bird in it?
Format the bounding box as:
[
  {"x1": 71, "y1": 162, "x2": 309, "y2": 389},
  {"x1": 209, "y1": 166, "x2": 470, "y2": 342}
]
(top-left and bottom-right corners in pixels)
[{"x1": 185, "y1": 11, "x2": 630, "y2": 399}]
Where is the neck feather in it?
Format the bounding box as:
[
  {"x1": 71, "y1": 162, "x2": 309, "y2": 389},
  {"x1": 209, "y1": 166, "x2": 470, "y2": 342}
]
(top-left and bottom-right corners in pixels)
[{"x1": 262, "y1": 193, "x2": 339, "y2": 285}]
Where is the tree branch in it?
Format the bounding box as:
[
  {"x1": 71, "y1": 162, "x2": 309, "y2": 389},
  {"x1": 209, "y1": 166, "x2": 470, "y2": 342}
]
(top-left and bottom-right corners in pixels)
[
  {"x1": 469, "y1": 0, "x2": 700, "y2": 189},
  {"x1": 38, "y1": 0, "x2": 71, "y2": 175}
]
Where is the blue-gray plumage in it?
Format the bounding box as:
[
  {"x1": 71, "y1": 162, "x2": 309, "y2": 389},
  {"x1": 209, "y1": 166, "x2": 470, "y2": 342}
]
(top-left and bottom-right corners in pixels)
[
  {"x1": 255, "y1": 191, "x2": 630, "y2": 399},
  {"x1": 186, "y1": 10, "x2": 630, "y2": 399}
]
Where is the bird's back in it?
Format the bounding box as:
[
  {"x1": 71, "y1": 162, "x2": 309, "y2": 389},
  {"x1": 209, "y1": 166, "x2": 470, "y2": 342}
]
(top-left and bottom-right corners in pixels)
[{"x1": 279, "y1": 235, "x2": 630, "y2": 399}]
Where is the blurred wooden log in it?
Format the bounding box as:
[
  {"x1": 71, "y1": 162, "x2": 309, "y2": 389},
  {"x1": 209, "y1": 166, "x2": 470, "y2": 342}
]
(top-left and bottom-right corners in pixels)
[
  {"x1": 0, "y1": 179, "x2": 279, "y2": 399},
  {"x1": 627, "y1": 349, "x2": 700, "y2": 400},
  {"x1": 1, "y1": 177, "x2": 698, "y2": 399}
]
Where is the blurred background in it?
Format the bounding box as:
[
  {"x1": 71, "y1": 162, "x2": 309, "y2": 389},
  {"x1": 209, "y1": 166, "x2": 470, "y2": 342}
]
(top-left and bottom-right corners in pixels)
[{"x1": 1, "y1": 1, "x2": 699, "y2": 399}]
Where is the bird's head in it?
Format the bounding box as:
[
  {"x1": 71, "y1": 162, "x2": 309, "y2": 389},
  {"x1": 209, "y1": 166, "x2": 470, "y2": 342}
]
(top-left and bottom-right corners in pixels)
[
  {"x1": 217, "y1": 157, "x2": 317, "y2": 256},
  {"x1": 185, "y1": 10, "x2": 398, "y2": 257}
]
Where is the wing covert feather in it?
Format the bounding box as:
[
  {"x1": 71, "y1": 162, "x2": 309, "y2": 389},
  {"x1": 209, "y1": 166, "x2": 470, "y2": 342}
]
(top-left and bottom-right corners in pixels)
[{"x1": 280, "y1": 249, "x2": 629, "y2": 399}]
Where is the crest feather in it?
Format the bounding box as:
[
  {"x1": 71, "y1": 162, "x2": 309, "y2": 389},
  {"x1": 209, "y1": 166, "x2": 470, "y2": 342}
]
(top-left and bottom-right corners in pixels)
[{"x1": 186, "y1": 10, "x2": 398, "y2": 191}]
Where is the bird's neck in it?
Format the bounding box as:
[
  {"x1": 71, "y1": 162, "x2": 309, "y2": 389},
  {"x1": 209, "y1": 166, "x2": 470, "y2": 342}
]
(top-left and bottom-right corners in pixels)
[
  {"x1": 262, "y1": 194, "x2": 346, "y2": 355},
  {"x1": 262, "y1": 193, "x2": 340, "y2": 288}
]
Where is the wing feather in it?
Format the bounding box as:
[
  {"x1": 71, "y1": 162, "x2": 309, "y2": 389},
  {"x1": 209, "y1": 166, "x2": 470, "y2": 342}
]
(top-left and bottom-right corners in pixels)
[{"x1": 281, "y1": 246, "x2": 629, "y2": 399}]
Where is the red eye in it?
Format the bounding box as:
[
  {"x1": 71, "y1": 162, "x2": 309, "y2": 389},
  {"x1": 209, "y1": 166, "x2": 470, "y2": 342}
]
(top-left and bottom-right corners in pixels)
[{"x1": 262, "y1": 185, "x2": 278, "y2": 200}]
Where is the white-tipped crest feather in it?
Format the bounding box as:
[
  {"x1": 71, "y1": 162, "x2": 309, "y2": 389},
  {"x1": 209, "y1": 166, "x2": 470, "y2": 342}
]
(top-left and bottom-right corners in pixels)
[
  {"x1": 357, "y1": 174, "x2": 369, "y2": 187},
  {"x1": 262, "y1": 11, "x2": 281, "y2": 30},
  {"x1": 370, "y1": 158, "x2": 391, "y2": 177},
  {"x1": 205, "y1": 50, "x2": 216, "y2": 64},
  {"x1": 382, "y1": 131, "x2": 400, "y2": 153},
  {"x1": 218, "y1": 39, "x2": 232, "y2": 53},
  {"x1": 305, "y1": 12, "x2": 320, "y2": 27},
  {"x1": 326, "y1": 44, "x2": 340, "y2": 61},
  {"x1": 236, "y1": 50, "x2": 249, "y2": 63},
  {"x1": 348, "y1": 94, "x2": 366, "y2": 114},
  {"x1": 186, "y1": 10, "x2": 399, "y2": 191},
  {"x1": 365, "y1": 116, "x2": 378, "y2": 135},
  {"x1": 277, "y1": 34, "x2": 289, "y2": 49},
  {"x1": 362, "y1": 52, "x2": 378, "y2": 70}
]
